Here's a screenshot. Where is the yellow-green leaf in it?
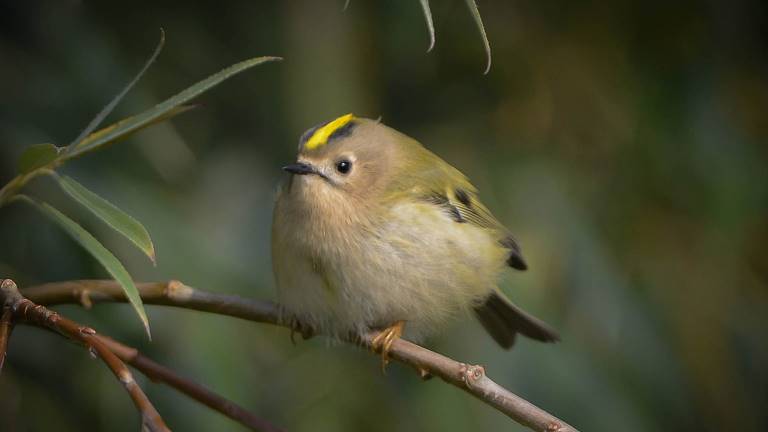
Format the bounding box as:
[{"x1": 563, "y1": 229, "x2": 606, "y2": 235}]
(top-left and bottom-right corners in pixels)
[
  {"x1": 67, "y1": 56, "x2": 281, "y2": 159},
  {"x1": 465, "y1": 0, "x2": 492, "y2": 74},
  {"x1": 29, "y1": 198, "x2": 150, "y2": 337},
  {"x1": 57, "y1": 175, "x2": 156, "y2": 264},
  {"x1": 18, "y1": 143, "x2": 61, "y2": 174}
]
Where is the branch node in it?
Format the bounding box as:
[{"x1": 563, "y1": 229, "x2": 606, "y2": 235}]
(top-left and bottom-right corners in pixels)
[
  {"x1": 1, "y1": 279, "x2": 23, "y2": 306},
  {"x1": 79, "y1": 326, "x2": 97, "y2": 335},
  {"x1": 0, "y1": 279, "x2": 16, "y2": 292},
  {"x1": 17, "y1": 299, "x2": 60, "y2": 327},
  {"x1": 458, "y1": 363, "x2": 486, "y2": 388},
  {"x1": 165, "y1": 280, "x2": 193, "y2": 300},
  {"x1": 118, "y1": 368, "x2": 135, "y2": 385},
  {"x1": 78, "y1": 289, "x2": 94, "y2": 309},
  {"x1": 547, "y1": 422, "x2": 564, "y2": 432}
]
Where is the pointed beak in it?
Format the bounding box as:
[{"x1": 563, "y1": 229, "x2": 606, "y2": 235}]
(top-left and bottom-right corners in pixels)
[{"x1": 282, "y1": 162, "x2": 316, "y2": 175}]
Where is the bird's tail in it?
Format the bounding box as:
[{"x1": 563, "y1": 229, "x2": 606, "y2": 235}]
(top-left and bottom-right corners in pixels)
[{"x1": 473, "y1": 290, "x2": 560, "y2": 349}]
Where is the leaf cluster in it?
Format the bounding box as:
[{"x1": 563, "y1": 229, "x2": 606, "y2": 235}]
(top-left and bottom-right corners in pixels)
[{"x1": 0, "y1": 30, "x2": 280, "y2": 336}]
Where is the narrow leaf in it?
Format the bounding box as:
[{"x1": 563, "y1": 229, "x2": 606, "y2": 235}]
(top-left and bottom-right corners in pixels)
[
  {"x1": 69, "y1": 29, "x2": 166, "y2": 147},
  {"x1": 419, "y1": 0, "x2": 436, "y2": 52},
  {"x1": 57, "y1": 175, "x2": 156, "y2": 264},
  {"x1": 17, "y1": 143, "x2": 61, "y2": 174},
  {"x1": 66, "y1": 56, "x2": 281, "y2": 159},
  {"x1": 343, "y1": 0, "x2": 351, "y2": 11},
  {"x1": 27, "y1": 197, "x2": 151, "y2": 337},
  {"x1": 465, "y1": 0, "x2": 492, "y2": 74},
  {"x1": 64, "y1": 105, "x2": 196, "y2": 162}
]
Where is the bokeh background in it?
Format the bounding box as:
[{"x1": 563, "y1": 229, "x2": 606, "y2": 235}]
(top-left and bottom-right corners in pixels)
[{"x1": 1, "y1": 0, "x2": 767, "y2": 431}]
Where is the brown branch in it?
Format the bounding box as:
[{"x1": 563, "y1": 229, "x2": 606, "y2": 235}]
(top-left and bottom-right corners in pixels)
[
  {"x1": 24, "y1": 280, "x2": 277, "y2": 323},
  {"x1": 4, "y1": 279, "x2": 282, "y2": 432},
  {"x1": 94, "y1": 334, "x2": 284, "y2": 432},
  {"x1": 1, "y1": 279, "x2": 24, "y2": 374},
  {"x1": 0, "y1": 279, "x2": 169, "y2": 432},
  {"x1": 24, "y1": 279, "x2": 579, "y2": 432},
  {"x1": 0, "y1": 304, "x2": 13, "y2": 373}
]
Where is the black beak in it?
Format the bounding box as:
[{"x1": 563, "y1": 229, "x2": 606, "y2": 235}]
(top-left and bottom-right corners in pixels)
[{"x1": 282, "y1": 162, "x2": 316, "y2": 175}]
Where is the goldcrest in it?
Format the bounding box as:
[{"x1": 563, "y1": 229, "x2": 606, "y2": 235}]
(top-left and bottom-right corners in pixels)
[{"x1": 272, "y1": 114, "x2": 558, "y2": 352}]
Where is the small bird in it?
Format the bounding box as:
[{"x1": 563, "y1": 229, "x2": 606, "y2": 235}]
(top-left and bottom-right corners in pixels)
[{"x1": 272, "y1": 114, "x2": 558, "y2": 363}]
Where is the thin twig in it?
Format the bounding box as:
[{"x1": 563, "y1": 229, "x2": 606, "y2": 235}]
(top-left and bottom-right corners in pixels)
[
  {"x1": 0, "y1": 279, "x2": 170, "y2": 432},
  {"x1": 0, "y1": 305, "x2": 13, "y2": 373},
  {"x1": 0, "y1": 279, "x2": 24, "y2": 374},
  {"x1": 95, "y1": 334, "x2": 283, "y2": 432},
  {"x1": 24, "y1": 279, "x2": 579, "y2": 432},
  {"x1": 23, "y1": 280, "x2": 276, "y2": 323}
]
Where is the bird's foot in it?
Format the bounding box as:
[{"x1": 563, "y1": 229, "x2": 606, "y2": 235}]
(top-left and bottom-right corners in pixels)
[
  {"x1": 371, "y1": 320, "x2": 405, "y2": 372},
  {"x1": 288, "y1": 316, "x2": 314, "y2": 344}
]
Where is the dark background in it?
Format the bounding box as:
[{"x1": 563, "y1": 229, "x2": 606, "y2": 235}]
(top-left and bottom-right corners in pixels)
[{"x1": 1, "y1": 1, "x2": 767, "y2": 431}]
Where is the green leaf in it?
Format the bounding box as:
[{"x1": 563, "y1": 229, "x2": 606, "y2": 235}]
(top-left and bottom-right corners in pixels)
[
  {"x1": 67, "y1": 56, "x2": 281, "y2": 159},
  {"x1": 57, "y1": 175, "x2": 156, "y2": 264},
  {"x1": 67, "y1": 105, "x2": 197, "y2": 161},
  {"x1": 419, "y1": 0, "x2": 436, "y2": 52},
  {"x1": 27, "y1": 197, "x2": 151, "y2": 337},
  {"x1": 465, "y1": 0, "x2": 492, "y2": 74},
  {"x1": 17, "y1": 144, "x2": 61, "y2": 174},
  {"x1": 69, "y1": 29, "x2": 166, "y2": 147}
]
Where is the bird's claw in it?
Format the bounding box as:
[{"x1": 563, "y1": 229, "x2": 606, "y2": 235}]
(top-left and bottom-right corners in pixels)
[
  {"x1": 371, "y1": 320, "x2": 405, "y2": 372},
  {"x1": 288, "y1": 317, "x2": 314, "y2": 344}
]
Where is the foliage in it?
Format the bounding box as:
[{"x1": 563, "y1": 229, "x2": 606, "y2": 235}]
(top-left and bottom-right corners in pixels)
[{"x1": 0, "y1": 32, "x2": 280, "y2": 336}]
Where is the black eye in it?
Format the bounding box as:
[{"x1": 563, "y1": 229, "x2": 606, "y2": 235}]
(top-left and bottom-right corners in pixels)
[{"x1": 336, "y1": 159, "x2": 352, "y2": 174}]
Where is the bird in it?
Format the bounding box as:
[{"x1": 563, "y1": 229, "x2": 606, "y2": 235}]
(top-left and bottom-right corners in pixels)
[{"x1": 271, "y1": 114, "x2": 558, "y2": 365}]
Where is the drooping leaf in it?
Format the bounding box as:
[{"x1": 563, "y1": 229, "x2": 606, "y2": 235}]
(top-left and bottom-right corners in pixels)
[
  {"x1": 69, "y1": 29, "x2": 166, "y2": 148},
  {"x1": 66, "y1": 56, "x2": 281, "y2": 159},
  {"x1": 57, "y1": 175, "x2": 156, "y2": 264},
  {"x1": 419, "y1": 0, "x2": 436, "y2": 52},
  {"x1": 17, "y1": 144, "x2": 61, "y2": 174},
  {"x1": 27, "y1": 197, "x2": 151, "y2": 337},
  {"x1": 465, "y1": 0, "x2": 492, "y2": 74}
]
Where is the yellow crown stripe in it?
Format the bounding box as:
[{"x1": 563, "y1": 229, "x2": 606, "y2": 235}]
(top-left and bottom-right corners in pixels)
[{"x1": 305, "y1": 113, "x2": 355, "y2": 150}]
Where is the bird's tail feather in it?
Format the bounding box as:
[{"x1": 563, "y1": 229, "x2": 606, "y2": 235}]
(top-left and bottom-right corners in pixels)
[{"x1": 474, "y1": 290, "x2": 559, "y2": 349}]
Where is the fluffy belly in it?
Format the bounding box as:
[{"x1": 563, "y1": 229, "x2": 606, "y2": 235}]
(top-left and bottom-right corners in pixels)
[{"x1": 273, "y1": 201, "x2": 507, "y2": 342}]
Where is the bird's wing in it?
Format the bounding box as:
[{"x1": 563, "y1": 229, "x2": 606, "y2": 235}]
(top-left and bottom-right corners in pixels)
[{"x1": 399, "y1": 158, "x2": 528, "y2": 270}]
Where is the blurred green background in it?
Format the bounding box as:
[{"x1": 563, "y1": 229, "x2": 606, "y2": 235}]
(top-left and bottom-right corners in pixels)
[{"x1": 1, "y1": 1, "x2": 767, "y2": 431}]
